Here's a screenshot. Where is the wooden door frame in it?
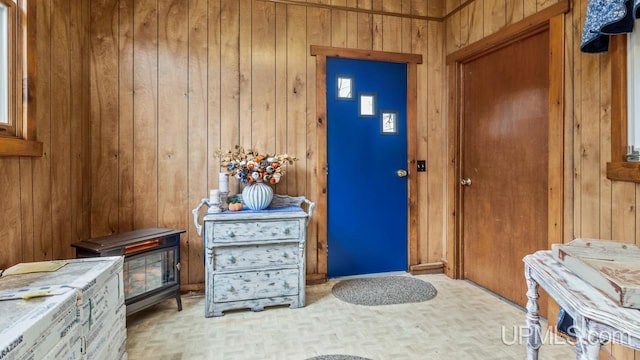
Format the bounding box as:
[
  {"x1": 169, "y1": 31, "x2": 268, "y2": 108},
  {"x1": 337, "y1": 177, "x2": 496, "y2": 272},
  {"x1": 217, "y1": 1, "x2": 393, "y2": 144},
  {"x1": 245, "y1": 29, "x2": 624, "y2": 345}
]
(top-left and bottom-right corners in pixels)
[
  {"x1": 310, "y1": 46, "x2": 422, "y2": 281},
  {"x1": 445, "y1": 13, "x2": 566, "y2": 279}
]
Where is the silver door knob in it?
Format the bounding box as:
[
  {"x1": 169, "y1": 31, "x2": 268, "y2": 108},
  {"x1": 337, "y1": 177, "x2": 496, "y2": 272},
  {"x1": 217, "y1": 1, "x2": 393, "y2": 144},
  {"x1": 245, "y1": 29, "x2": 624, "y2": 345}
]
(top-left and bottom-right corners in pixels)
[
  {"x1": 460, "y1": 178, "x2": 472, "y2": 186},
  {"x1": 396, "y1": 169, "x2": 408, "y2": 177}
]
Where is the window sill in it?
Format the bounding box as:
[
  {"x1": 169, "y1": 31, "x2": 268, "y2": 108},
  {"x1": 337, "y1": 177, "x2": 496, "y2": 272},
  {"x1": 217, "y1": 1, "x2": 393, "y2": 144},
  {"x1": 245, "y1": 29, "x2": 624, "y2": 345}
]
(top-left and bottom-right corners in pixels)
[
  {"x1": 607, "y1": 162, "x2": 640, "y2": 183},
  {"x1": 0, "y1": 137, "x2": 43, "y2": 157}
]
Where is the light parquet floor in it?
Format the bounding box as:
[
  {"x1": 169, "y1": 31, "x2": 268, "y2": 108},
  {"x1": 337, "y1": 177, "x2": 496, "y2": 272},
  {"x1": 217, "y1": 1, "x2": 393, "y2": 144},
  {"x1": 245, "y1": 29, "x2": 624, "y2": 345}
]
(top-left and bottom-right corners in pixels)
[{"x1": 125, "y1": 274, "x2": 575, "y2": 360}]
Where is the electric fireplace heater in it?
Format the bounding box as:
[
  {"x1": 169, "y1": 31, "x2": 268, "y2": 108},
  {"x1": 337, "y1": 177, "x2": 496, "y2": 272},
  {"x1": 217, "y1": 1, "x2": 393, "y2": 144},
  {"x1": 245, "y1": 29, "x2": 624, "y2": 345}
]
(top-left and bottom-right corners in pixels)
[{"x1": 72, "y1": 228, "x2": 185, "y2": 315}]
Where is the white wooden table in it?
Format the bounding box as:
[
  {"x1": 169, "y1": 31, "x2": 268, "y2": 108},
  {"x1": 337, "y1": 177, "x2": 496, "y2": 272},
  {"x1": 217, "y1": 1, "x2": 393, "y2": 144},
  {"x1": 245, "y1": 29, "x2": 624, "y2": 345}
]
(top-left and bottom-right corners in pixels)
[{"x1": 523, "y1": 250, "x2": 640, "y2": 359}]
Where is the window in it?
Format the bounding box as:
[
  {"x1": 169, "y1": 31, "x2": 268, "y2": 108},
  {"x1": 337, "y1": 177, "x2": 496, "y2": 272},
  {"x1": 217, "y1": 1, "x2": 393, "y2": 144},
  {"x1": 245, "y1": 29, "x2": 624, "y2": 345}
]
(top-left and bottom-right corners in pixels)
[
  {"x1": 0, "y1": 0, "x2": 15, "y2": 136},
  {"x1": 0, "y1": 0, "x2": 42, "y2": 157},
  {"x1": 629, "y1": 29, "x2": 640, "y2": 152}
]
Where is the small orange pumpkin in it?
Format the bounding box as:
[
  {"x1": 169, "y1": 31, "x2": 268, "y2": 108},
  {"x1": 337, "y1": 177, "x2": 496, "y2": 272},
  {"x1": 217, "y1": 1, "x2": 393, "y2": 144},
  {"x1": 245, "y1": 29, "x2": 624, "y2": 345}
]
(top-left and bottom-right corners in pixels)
[{"x1": 228, "y1": 197, "x2": 243, "y2": 211}]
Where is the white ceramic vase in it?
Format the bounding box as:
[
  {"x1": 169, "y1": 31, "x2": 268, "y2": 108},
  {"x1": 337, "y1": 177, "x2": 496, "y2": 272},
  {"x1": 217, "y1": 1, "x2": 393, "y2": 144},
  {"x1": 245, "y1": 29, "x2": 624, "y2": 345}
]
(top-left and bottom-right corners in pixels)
[{"x1": 242, "y1": 181, "x2": 274, "y2": 210}]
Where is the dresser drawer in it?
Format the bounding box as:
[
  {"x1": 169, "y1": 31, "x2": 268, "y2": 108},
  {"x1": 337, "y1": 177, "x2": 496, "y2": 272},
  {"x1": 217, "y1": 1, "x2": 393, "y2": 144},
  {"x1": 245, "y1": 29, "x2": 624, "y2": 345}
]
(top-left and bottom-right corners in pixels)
[
  {"x1": 212, "y1": 220, "x2": 300, "y2": 243},
  {"x1": 213, "y1": 244, "x2": 298, "y2": 271},
  {"x1": 213, "y1": 269, "x2": 299, "y2": 302}
]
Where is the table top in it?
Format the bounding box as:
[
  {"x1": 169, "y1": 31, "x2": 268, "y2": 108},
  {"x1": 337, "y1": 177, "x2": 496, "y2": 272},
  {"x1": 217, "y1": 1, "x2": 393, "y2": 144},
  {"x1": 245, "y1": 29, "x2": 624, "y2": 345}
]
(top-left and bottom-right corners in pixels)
[
  {"x1": 523, "y1": 250, "x2": 640, "y2": 338},
  {"x1": 524, "y1": 250, "x2": 640, "y2": 337},
  {"x1": 203, "y1": 206, "x2": 308, "y2": 221}
]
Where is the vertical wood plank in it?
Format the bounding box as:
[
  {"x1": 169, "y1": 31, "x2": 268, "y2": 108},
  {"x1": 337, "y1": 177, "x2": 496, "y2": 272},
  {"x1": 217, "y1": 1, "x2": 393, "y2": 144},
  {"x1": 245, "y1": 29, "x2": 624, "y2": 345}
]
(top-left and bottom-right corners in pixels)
[
  {"x1": 401, "y1": 0, "x2": 411, "y2": 53},
  {"x1": 445, "y1": 2, "x2": 460, "y2": 55},
  {"x1": 51, "y1": 0, "x2": 72, "y2": 259},
  {"x1": 427, "y1": 20, "x2": 445, "y2": 264},
  {"x1": 286, "y1": 5, "x2": 307, "y2": 196},
  {"x1": 273, "y1": 3, "x2": 292, "y2": 194},
  {"x1": 611, "y1": 345, "x2": 636, "y2": 360},
  {"x1": 206, "y1": 0, "x2": 223, "y2": 283},
  {"x1": 69, "y1": 0, "x2": 85, "y2": 245},
  {"x1": 239, "y1": 0, "x2": 252, "y2": 147},
  {"x1": 572, "y1": 0, "x2": 583, "y2": 239},
  {"x1": 19, "y1": 0, "x2": 36, "y2": 263},
  {"x1": 548, "y1": 16, "x2": 564, "y2": 249},
  {"x1": 331, "y1": 0, "x2": 347, "y2": 48},
  {"x1": 158, "y1": 0, "x2": 188, "y2": 285},
  {"x1": 346, "y1": 8, "x2": 358, "y2": 48},
  {"x1": 410, "y1": 0, "x2": 426, "y2": 15},
  {"x1": 468, "y1": 0, "x2": 483, "y2": 45},
  {"x1": 562, "y1": 0, "x2": 574, "y2": 244},
  {"x1": 382, "y1": 15, "x2": 401, "y2": 52},
  {"x1": 612, "y1": 182, "x2": 636, "y2": 242},
  {"x1": 133, "y1": 0, "x2": 159, "y2": 229},
  {"x1": 459, "y1": 5, "x2": 469, "y2": 47},
  {"x1": 119, "y1": 0, "x2": 135, "y2": 233},
  {"x1": 408, "y1": 64, "x2": 419, "y2": 267},
  {"x1": 90, "y1": 0, "x2": 119, "y2": 237},
  {"x1": 314, "y1": 55, "x2": 328, "y2": 277},
  {"x1": 81, "y1": 0, "x2": 92, "y2": 241},
  {"x1": 187, "y1": 0, "x2": 209, "y2": 286},
  {"x1": 220, "y1": 0, "x2": 240, "y2": 194},
  {"x1": 382, "y1": 0, "x2": 400, "y2": 12},
  {"x1": 579, "y1": 23, "x2": 601, "y2": 238},
  {"x1": 427, "y1": 0, "x2": 444, "y2": 18},
  {"x1": 252, "y1": 1, "x2": 276, "y2": 152},
  {"x1": 0, "y1": 158, "x2": 22, "y2": 268},
  {"x1": 32, "y1": 0, "x2": 53, "y2": 261},
  {"x1": 483, "y1": 0, "x2": 505, "y2": 38},
  {"x1": 445, "y1": 0, "x2": 459, "y2": 14},
  {"x1": 275, "y1": 3, "x2": 288, "y2": 192},
  {"x1": 506, "y1": 0, "x2": 524, "y2": 25},
  {"x1": 412, "y1": 19, "x2": 429, "y2": 263},
  {"x1": 372, "y1": 1, "x2": 383, "y2": 51},
  {"x1": 19, "y1": 158, "x2": 34, "y2": 262},
  {"x1": 523, "y1": 0, "x2": 537, "y2": 18},
  {"x1": 599, "y1": 37, "x2": 612, "y2": 240},
  {"x1": 445, "y1": 63, "x2": 461, "y2": 277},
  {"x1": 357, "y1": 0, "x2": 372, "y2": 50},
  {"x1": 306, "y1": 3, "x2": 330, "y2": 281},
  {"x1": 537, "y1": 0, "x2": 556, "y2": 11}
]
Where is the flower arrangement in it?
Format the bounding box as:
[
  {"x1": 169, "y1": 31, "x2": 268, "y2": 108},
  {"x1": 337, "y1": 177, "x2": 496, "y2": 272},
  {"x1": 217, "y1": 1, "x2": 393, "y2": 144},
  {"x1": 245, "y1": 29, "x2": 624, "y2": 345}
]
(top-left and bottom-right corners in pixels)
[{"x1": 216, "y1": 146, "x2": 297, "y2": 185}]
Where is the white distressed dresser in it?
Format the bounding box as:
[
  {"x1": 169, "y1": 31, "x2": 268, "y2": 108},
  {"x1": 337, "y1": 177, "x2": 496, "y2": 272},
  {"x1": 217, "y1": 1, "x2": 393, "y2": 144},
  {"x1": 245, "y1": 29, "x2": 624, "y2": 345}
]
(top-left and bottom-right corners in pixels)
[{"x1": 196, "y1": 195, "x2": 314, "y2": 317}]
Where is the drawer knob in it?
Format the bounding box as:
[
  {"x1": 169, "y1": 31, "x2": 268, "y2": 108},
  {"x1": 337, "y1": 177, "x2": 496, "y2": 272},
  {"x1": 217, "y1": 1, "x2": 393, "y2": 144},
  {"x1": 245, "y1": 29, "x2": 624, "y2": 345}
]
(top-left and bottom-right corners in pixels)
[
  {"x1": 227, "y1": 255, "x2": 236, "y2": 263},
  {"x1": 226, "y1": 230, "x2": 235, "y2": 237},
  {"x1": 226, "y1": 285, "x2": 234, "y2": 292},
  {"x1": 282, "y1": 227, "x2": 291, "y2": 235},
  {"x1": 281, "y1": 280, "x2": 288, "y2": 288},
  {"x1": 281, "y1": 251, "x2": 288, "y2": 258}
]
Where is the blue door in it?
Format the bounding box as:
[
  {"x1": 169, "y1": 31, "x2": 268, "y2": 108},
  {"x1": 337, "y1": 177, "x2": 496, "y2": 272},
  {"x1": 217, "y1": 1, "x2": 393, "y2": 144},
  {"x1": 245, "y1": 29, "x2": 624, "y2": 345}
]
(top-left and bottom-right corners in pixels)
[{"x1": 327, "y1": 58, "x2": 408, "y2": 278}]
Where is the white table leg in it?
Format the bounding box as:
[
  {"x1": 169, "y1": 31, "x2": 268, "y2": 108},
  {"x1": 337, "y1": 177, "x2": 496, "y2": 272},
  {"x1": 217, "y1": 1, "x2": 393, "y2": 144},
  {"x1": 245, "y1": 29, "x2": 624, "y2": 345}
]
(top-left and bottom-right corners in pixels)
[
  {"x1": 525, "y1": 265, "x2": 541, "y2": 360},
  {"x1": 574, "y1": 316, "x2": 600, "y2": 360}
]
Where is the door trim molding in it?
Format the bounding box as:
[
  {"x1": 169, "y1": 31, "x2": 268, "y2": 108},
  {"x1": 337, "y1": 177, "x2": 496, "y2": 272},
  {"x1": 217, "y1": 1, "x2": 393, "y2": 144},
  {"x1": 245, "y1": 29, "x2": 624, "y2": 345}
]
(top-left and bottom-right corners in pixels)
[
  {"x1": 311, "y1": 46, "x2": 423, "y2": 280},
  {"x1": 446, "y1": 17, "x2": 565, "y2": 279}
]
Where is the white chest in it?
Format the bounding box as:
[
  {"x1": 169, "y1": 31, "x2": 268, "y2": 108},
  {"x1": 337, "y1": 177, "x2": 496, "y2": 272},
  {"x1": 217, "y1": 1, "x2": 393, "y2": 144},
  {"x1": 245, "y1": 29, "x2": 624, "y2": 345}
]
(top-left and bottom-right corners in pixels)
[{"x1": 203, "y1": 209, "x2": 308, "y2": 317}]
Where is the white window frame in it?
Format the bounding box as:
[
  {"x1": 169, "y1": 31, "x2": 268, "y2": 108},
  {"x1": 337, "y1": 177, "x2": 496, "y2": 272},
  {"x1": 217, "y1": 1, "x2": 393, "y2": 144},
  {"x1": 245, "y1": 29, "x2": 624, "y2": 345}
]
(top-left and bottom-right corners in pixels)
[
  {"x1": 629, "y1": 29, "x2": 640, "y2": 149},
  {"x1": 0, "y1": 0, "x2": 16, "y2": 137},
  {"x1": 0, "y1": 0, "x2": 41, "y2": 156}
]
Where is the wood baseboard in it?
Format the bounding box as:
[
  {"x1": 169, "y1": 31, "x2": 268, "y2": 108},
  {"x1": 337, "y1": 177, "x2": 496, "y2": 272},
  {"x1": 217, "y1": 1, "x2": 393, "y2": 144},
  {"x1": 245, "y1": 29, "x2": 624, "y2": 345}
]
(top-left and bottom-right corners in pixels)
[{"x1": 409, "y1": 262, "x2": 445, "y2": 275}]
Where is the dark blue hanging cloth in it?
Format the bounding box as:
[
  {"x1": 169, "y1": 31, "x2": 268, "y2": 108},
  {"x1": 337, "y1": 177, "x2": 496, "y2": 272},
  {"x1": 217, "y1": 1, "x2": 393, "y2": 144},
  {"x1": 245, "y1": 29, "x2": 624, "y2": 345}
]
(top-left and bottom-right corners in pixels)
[
  {"x1": 556, "y1": 307, "x2": 577, "y2": 340},
  {"x1": 581, "y1": 0, "x2": 640, "y2": 53}
]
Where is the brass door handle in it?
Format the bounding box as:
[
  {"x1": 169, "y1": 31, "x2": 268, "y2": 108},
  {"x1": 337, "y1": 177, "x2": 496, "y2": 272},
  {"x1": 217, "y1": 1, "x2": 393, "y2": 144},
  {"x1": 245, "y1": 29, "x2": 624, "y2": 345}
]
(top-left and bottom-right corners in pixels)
[
  {"x1": 460, "y1": 178, "x2": 472, "y2": 186},
  {"x1": 396, "y1": 169, "x2": 408, "y2": 177}
]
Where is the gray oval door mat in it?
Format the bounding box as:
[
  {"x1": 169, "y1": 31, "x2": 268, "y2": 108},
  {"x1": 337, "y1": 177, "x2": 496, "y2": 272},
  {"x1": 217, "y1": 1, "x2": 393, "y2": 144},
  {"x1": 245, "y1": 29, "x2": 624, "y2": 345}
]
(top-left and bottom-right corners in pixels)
[
  {"x1": 305, "y1": 356, "x2": 373, "y2": 360},
  {"x1": 331, "y1": 276, "x2": 437, "y2": 306}
]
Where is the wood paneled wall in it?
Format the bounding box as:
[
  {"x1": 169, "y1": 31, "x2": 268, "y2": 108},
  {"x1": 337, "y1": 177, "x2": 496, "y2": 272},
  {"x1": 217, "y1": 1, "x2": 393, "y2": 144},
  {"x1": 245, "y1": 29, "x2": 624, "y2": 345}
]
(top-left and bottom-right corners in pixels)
[
  {"x1": 87, "y1": 0, "x2": 446, "y2": 287},
  {"x1": 0, "y1": 0, "x2": 446, "y2": 287},
  {"x1": 6, "y1": 2, "x2": 634, "y2": 345},
  {"x1": 446, "y1": 0, "x2": 639, "y2": 358},
  {"x1": 0, "y1": 0, "x2": 91, "y2": 270}
]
